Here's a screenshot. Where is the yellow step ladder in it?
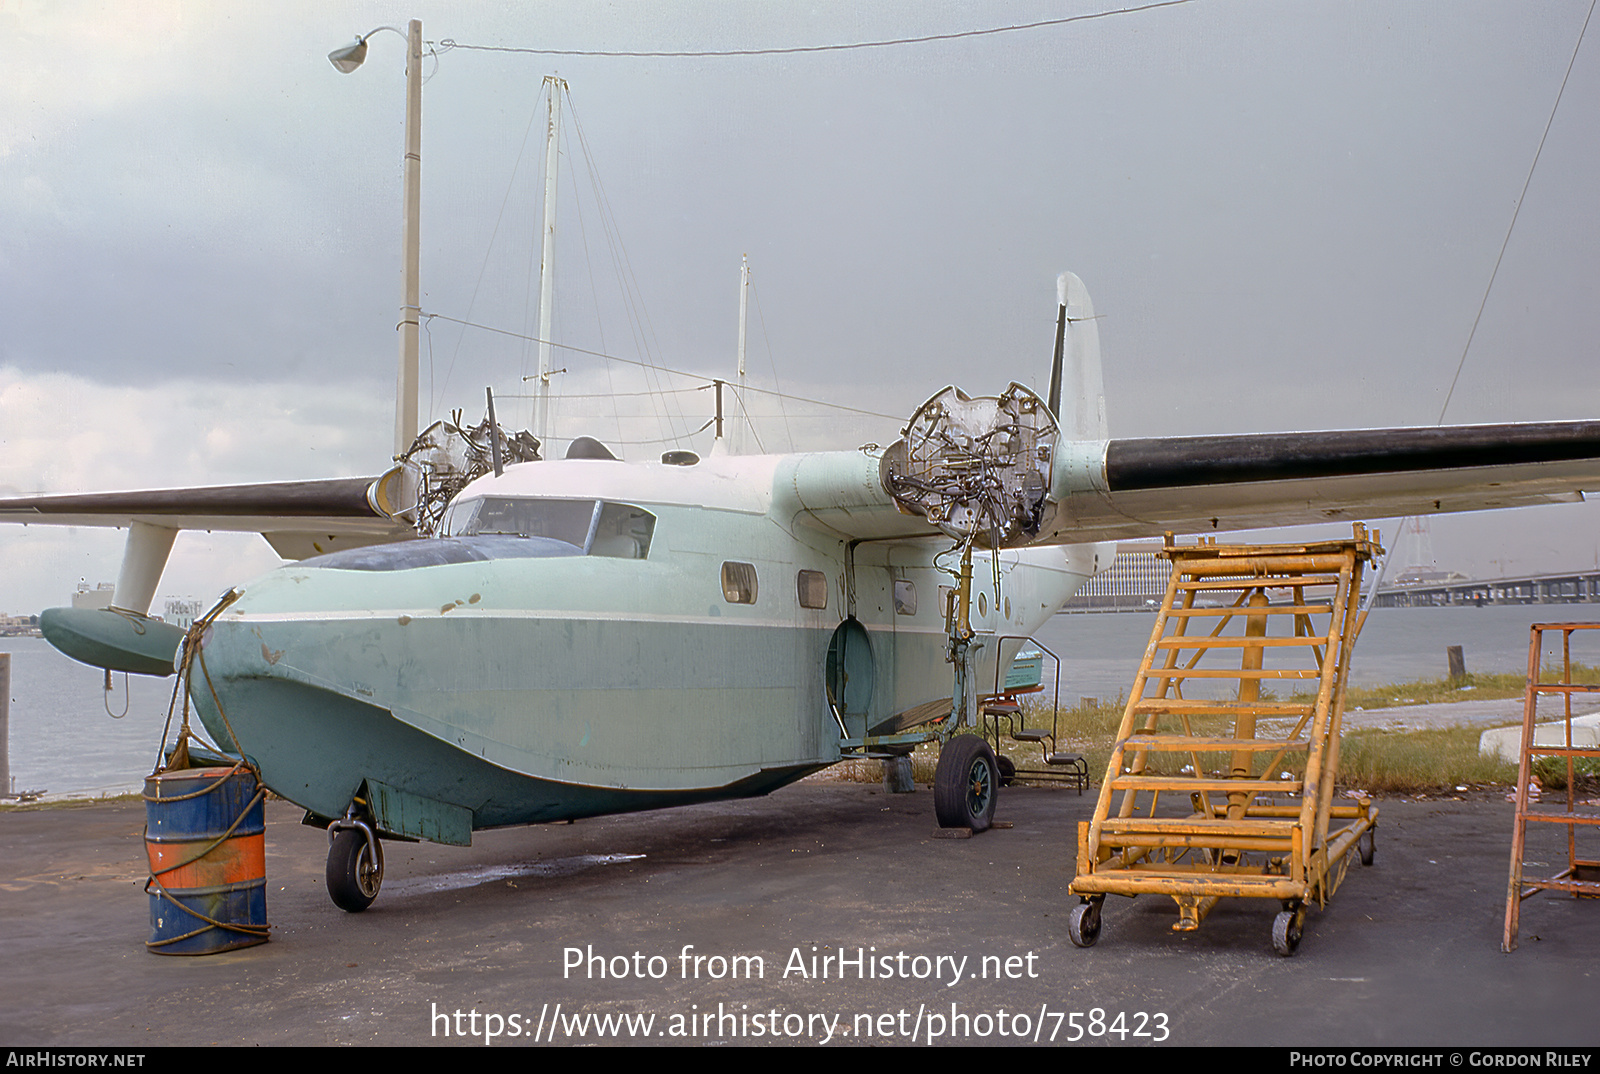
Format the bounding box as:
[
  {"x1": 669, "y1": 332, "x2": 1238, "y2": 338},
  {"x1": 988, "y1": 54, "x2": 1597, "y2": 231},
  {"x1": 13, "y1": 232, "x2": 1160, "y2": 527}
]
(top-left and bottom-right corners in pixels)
[
  {"x1": 1068, "y1": 526, "x2": 1381, "y2": 955},
  {"x1": 1502, "y1": 623, "x2": 1600, "y2": 953}
]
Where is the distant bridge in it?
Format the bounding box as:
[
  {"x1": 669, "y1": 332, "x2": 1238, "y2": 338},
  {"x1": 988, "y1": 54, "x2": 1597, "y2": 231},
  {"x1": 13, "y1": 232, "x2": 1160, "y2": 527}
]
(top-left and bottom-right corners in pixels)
[
  {"x1": 1062, "y1": 547, "x2": 1600, "y2": 612},
  {"x1": 1372, "y1": 569, "x2": 1600, "y2": 608}
]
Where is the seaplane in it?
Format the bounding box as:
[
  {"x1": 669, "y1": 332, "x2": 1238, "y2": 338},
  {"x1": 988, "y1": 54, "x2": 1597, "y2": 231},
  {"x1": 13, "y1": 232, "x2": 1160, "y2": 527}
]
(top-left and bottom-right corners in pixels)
[
  {"x1": 5, "y1": 24, "x2": 1600, "y2": 914},
  {"x1": 8, "y1": 268, "x2": 1600, "y2": 912}
]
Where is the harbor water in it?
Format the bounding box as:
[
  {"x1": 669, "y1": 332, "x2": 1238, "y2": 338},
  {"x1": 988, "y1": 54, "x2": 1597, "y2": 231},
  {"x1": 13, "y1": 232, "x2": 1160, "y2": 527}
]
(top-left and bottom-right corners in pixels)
[{"x1": 3, "y1": 603, "x2": 1598, "y2": 800}]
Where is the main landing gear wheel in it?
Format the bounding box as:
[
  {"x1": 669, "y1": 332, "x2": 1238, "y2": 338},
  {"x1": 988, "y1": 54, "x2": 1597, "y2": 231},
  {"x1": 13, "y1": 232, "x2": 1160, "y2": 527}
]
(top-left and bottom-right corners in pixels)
[
  {"x1": 1068, "y1": 898, "x2": 1103, "y2": 948},
  {"x1": 1272, "y1": 905, "x2": 1304, "y2": 957},
  {"x1": 327, "y1": 827, "x2": 384, "y2": 912},
  {"x1": 934, "y1": 735, "x2": 999, "y2": 832}
]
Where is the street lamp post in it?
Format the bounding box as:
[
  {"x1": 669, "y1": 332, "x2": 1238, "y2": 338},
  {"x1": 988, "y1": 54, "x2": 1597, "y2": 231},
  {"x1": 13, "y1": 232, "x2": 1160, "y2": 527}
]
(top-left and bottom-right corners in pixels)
[{"x1": 329, "y1": 20, "x2": 423, "y2": 459}]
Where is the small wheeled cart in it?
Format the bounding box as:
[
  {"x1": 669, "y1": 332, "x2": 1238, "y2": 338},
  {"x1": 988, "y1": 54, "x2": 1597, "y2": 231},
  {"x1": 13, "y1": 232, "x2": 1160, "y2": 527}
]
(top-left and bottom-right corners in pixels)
[{"x1": 1068, "y1": 528, "x2": 1381, "y2": 955}]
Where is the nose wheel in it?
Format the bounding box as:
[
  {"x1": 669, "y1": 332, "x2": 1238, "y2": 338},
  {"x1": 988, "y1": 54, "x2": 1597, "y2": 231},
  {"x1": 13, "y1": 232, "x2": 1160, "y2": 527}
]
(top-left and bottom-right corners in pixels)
[
  {"x1": 934, "y1": 735, "x2": 999, "y2": 832},
  {"x1": 327, "y1": 824, "x2": 384, "y2": 912}
]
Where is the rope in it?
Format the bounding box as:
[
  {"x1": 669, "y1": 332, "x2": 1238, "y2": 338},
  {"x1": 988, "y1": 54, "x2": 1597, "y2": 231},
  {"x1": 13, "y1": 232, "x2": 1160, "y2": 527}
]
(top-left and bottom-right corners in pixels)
[{"x1": 144, "y1": 588, "x2": 272, "y2": 948}]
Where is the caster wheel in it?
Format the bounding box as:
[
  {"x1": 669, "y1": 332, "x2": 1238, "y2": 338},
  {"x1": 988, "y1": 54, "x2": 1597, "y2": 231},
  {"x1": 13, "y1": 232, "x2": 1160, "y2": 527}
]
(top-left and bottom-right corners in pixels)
[
  {"x1": 327, "y1": 827, "x2": 384, "y2": 912},
  {"x1": 1359, "y1": 828, "x2": 1376, "y2": 866},
  {"x1": 934, "y1": 736, "x2": 999, "y2": 831},
  {"x1": 1272, "y1": 909, "x2": 1303, "y2": 956},
  {"x1": 997, "y1": 755, "x2": 1017, "y2": 787},
  {"x1": 1068, "y1": 899, "x2": 1102, "y2": 948}
]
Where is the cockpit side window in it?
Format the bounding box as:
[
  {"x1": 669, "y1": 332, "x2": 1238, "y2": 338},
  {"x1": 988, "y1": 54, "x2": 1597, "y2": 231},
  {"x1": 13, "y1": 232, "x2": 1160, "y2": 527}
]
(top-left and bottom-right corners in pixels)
[{"x1": 589, "y1": 503, "x2": 656, "y2": 559}]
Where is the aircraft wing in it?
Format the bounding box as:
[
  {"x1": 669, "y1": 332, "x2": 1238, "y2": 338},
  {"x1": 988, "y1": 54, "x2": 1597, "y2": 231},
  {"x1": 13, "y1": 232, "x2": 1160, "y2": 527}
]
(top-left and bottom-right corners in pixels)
[
  {"x1": 0, "y1": 476, "x2": 412, "y2": 559},
  {"x1": 1043, "y1": 420, "x2": 1600, "y2": 543}
]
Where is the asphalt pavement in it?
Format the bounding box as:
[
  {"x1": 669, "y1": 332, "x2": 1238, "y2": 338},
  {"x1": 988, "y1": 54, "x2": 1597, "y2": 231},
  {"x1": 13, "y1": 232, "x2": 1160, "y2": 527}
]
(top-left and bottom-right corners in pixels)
[{"x1": 1, "y1": 779, "x2": 1595, "y2": 1047}]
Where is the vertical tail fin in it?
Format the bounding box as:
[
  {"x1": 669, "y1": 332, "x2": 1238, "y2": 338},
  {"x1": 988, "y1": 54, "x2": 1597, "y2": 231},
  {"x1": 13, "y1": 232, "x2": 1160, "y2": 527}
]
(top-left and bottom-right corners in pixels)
[{"x1": 1049, "y1": 272, "x2": 1108, "y2": 440}]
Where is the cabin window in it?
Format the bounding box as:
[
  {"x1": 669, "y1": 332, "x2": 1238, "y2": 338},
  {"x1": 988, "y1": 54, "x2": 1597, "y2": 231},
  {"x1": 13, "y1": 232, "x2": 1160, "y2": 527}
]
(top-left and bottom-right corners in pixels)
[
  {"x1": 443, "y1": 497, "x2": 655, "y2": 558},
  {"x1": 893, "y1": 580, "x2": 917, "y2": 616},
  {"x1": 797, "y1": 570, "x2": 828, "y2": 610},
  {"x1": 722, "y1": 562, "x2": 759, "y2": 604}
]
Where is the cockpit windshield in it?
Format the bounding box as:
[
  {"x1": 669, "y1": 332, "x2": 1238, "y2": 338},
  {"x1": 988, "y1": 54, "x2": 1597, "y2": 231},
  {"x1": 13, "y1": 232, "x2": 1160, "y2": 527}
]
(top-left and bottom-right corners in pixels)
[{"x1": 441, "y1": 497, "x2": 656, "y2": 559}]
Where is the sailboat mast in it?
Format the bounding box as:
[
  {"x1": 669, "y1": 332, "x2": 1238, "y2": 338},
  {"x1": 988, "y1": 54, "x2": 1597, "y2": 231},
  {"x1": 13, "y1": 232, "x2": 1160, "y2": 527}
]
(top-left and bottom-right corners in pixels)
[
  {"x1": 735, "y1": 255, "x2": 749, "y2": 453},
  {"x1": 534, "y1": 76, "x2": 565, "y2": 447}
]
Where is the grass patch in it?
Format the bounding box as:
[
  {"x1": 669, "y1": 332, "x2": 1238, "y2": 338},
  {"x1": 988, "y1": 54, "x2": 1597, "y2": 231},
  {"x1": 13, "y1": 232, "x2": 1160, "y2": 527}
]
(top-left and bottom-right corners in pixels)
[
  {"x1": 1313, "y1": 662, "x2": 1600, "y2": 710},
  {"x1": 828, "y1": 693, "x2": 1541, "y2": 796},
  {"x1": 1334, "y1": 726, "x2": 1519, "y2": 794}
]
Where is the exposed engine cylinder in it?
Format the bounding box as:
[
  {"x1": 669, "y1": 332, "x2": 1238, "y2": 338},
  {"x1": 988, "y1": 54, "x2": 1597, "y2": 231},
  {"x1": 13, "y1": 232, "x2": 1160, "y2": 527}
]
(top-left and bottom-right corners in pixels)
[{"x1": 880, "y1": 383, "x2": 1057, "y2": 547}]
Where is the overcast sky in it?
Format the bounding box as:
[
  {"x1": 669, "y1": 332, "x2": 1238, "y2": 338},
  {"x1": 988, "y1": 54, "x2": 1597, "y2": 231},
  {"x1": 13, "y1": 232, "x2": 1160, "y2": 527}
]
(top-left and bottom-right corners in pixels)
[{"x1": 2, "y1": 0, "x2": 1598, "y2": 614}]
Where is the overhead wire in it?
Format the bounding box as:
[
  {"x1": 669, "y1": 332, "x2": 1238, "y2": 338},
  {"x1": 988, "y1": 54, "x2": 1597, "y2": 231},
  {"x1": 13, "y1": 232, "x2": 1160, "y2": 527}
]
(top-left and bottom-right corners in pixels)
[
  {"x1": 424, "y1": 310, "x2": 901, "y2": 420},
  {"x1": 424, "y1": 2, "x2": 1198, "y2": 452},
  {"x1": 1437, "y1": 0, "x2": 1595, "y2": 425},
  {"x1": 434, "y1": 2, "x2": 1194, "y2": 59},
  {"x1": 1359, "y1": 0, "x2": 1595, "y2": 623}
]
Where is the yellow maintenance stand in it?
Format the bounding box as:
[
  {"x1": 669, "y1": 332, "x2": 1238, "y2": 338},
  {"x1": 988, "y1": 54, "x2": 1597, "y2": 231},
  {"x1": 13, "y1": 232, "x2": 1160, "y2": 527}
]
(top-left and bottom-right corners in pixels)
[{"x1": 1068, "y1": 527, "x2": 1381, "y2": 956}]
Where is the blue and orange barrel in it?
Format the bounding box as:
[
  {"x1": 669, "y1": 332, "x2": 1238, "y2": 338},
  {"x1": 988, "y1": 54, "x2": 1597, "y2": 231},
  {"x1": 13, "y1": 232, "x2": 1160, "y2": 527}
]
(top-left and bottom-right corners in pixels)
[{"x1": 143, "y1": 765, "x2": 269, "y2": 955}]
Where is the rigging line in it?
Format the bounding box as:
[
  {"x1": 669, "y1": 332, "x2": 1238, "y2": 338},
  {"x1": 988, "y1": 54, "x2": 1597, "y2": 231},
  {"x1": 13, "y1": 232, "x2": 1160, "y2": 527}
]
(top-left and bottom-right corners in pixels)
[
  {"x1": 737, "y1": 382, "x2": 901, "y2": 421},
  {"x1": 1437, "y1": 0, "x2": 1594, "y2": 425},
  {"x1": 497, "y1": 387, "x2": 707, "y2": 400},
  {"x1": 559, "y1": 100, "x2": 623, "y2": 445},
  {"x1": 434, "y1": 2, "x2": 1194, "y2": 59},
  {"x1": 432, "y1": 311, "x2": 899, "y2": 418},
  {"x1": 432, "y1": 311, "x2": 699, "y2": 373},
  {"x1": 728, "y1": 386, "x2": 768, "y2": 454},
  {"x1": 438, "y1": 77, "x2": 550, "y2": 419},
  {"x1": 601, "y1": 431, "x2": 719, "y2": 447},
  {"x1": 750, "y1": 282, "x2": 797, "y2": 451},
  {"x1": 566, "y1": 93, "x2": 684, "y2": 444},
  {"x1": 567, "y1": 93, "x2": 692, "y2": 446}
]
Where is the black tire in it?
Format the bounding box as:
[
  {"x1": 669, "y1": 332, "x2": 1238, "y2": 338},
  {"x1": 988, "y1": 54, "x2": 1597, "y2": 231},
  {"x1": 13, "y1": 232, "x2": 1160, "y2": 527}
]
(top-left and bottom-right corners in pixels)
[
  {"x1": 996, "y1": 754, "x2": 1017, "y2": 787},
  {"x1": 327, "y1": 828, "x2": 384, "y2": 912},
  {"x1": 1359, "y1": 828, "x2": 1376, "y2": 866},
  {"x1": 1272, "y1": 909, "x2": 1302, "y2": 956},
  {"x1": 934, "y1": 735, "x2": 999, "y2": 831},
  {"x1": 1068, "y1": 899, "x2": 1102, "y2": 948}
]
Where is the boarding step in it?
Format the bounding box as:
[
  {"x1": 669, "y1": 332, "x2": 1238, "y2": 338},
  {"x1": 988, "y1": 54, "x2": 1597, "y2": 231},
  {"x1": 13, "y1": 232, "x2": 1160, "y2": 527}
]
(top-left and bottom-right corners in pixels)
[
  {"x1": 1119, "y1": 734, "x2": 1310, "y2": 752},
  {"x1": 1012, "y1": 728, "x2": 1053, "y2": 743},
  {"x1": 1154, "y1": 636, "x2": 1332, "y2": 651},
  {"x1": 1074, "y1": 870, "x2": 1302, "y2": 894},
  {"x1": 1131, "y1": 699, "x2": 1315, "y2": 718},
  {"x1": 1109, "y1": 775, "x2": 1304, "y2": 795},
  {"x1": 1098, "y1": 817, "x2": 1299, "y2": 839},
  {"x1": 1165, "y1": 603, "x2": 1333, "y2": 617},
  {"x1": 1174, "y1": 574, "x2": 1343, "y2": 591}
]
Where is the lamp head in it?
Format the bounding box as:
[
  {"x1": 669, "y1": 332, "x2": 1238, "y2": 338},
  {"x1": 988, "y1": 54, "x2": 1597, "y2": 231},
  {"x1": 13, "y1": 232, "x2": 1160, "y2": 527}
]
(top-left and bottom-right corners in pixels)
[{"x1": 328, "y1": 37, "x2": 368, "y2": 73}]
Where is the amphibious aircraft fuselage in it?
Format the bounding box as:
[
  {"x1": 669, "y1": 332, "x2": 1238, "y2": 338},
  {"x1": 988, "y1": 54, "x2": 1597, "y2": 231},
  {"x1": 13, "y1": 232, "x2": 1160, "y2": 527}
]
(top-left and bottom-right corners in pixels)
[{"x1": 188, "y1": 451, "x2": 1098, "y2": 837}]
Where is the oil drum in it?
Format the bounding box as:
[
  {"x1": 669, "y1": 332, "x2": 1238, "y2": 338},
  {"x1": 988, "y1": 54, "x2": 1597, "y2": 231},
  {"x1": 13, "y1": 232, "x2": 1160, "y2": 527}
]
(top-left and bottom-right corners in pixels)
[{"x1": 143, "y1": 766, "x2": 269, "y2": 955}]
